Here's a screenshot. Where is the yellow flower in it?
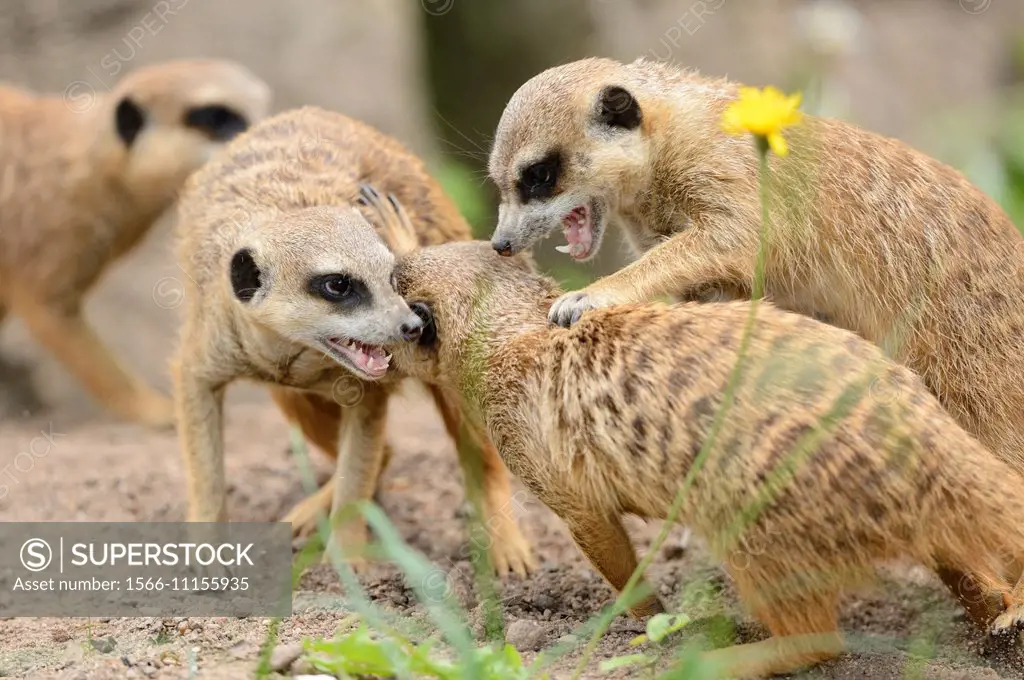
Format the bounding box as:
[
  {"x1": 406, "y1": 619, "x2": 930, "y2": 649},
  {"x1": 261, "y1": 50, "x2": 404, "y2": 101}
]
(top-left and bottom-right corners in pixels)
[{"x1": 721, "y1": 86, "x2": 804, "y2": 157}]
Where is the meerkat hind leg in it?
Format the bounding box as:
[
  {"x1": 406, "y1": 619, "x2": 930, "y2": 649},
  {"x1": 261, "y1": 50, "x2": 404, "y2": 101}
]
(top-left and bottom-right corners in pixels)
[
  {"x1": 427, "y1": 384, "x2": 536, "y2": 578},
  {"x1": 13, "y1": 296, "x2": 174, "y2": 428},
  {"x1": 990, "y1": 555, "x2": 1024, "y2": 635},
  {"x1": 561, "y1": 508, "x2": 664, "y2": 617},
  {"x1": 701, "y1": 571, "x2": 843, "y2": 678},
  {"x1": 937, "y1": 565, "x2": 1009, "y2": 630}
]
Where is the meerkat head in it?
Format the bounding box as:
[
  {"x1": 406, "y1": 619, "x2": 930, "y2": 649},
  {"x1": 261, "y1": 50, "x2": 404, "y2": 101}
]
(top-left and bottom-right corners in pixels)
[
  {"x1": 488, "y1": 57, "x2": 648, "y2": 262},
  {"x1": 390, "y1": 241, "x2": 554, "y2": 387},
  {"x1": 227, "y1": 207, "x2": 424, "y2": 381},
  {"x1": 102, "y1": 59, "x2": 271, "y2": 205}
]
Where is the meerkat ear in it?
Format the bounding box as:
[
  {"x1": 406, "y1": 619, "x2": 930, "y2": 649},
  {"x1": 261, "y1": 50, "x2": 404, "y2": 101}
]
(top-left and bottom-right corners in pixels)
[
  {"x1": 596, "y1": 86, "x2": 642, "y2": 130},
  {"x1": 114, "y1": 97, "x2": 146, "y2": 147},
  {"x1": 230, "y1": 248, "x2": 262, "y2": 302}
]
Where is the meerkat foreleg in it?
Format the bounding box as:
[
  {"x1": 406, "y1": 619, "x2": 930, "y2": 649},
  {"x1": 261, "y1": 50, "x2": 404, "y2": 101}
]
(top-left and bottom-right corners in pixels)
[
  {"x1": 548, "y1": 217, "x2": 757, "y2": 327},
  {"x1": 272, "y1": 387, "x2": 394, "y2": 537},
  {"x1": 427, "y1": 384, "x2": 536, "y2": 578},
  {"x1": 173, "y1": 361, "x2": 228, "y2": 523},
  {"x1": 322, "y1": 385, "x2": 390, "y2": 570},
  {"x1": 13, "y1": 296, "x2": 175, "y2": 427},
  {"x1": 271, "y1": 387, "x2": 343, "y2": 536},
  {"x1": 559, "y1": 508, "x2": 665, "y2": 617}
]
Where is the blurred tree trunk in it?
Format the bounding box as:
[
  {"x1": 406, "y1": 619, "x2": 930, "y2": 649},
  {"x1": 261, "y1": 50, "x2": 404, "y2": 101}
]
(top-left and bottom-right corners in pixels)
[{"x1": 422, "y1": 0, "x2": 623, "y2": 284}]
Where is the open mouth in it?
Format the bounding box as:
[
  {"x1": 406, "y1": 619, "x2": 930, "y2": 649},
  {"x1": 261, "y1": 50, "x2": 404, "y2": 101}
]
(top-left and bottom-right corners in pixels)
[
  {"x1": 555, "y1": 204, "x2": 595, "y2": 261},
  {"x1": 322, "y1": 337, "x2": 392, "y2": 380}
]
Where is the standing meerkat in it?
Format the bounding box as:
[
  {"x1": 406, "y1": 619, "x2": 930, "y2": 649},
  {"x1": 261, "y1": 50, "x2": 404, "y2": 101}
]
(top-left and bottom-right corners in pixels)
[
  {"x1": 486, "y1": 56, "x2": 1024, "y2": 482},
  {"x1": 380, "y1": 207, "x2": 1024, "y2": 677},
  {"x1": 0, "y1": 58, "x2": 271, "y2": 428},
  {"x1": 171, "y1": 107, "x2": 534, "y2": 575}
]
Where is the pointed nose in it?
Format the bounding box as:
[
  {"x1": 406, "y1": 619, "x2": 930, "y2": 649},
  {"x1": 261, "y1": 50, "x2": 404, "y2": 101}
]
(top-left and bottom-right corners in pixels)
[
  {"x1": 492, "y1": 237, "x2": 514, "y2": 256},
  {"x1": 400, "y1": 314, "x2": 423, "y2": 342}
]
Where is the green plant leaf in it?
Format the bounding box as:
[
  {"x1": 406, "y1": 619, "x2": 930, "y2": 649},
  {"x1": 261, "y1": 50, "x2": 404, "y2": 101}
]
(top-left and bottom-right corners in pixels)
[
  {"x1": 599, "y1": 654, "x2": 653, "y2": 672},
  {"x1": 645, "y1": 613, "x2": 692, "y2": 643}
]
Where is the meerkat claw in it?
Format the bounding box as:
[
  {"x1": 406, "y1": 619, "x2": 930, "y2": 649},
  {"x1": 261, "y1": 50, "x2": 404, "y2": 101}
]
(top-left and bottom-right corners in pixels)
[
  {"x1": 549, "y1": 291, "x2": 600, "y2": 328},
  {"x1": 990, "y1": 604, "x2": 1024, "y2": 637}
]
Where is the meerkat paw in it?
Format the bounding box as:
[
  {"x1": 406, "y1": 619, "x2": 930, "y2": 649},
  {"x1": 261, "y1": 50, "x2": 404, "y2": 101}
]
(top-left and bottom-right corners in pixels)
[
  {"x1": 548, "y1": 288, "x2": 623, "y2": 328},
  {"x1": 282, "y1": 480, "x2": 335, "y2": 538},
  {"x1": 488, "y1": 521, "x2": 537, "y2": 579},
  {"x1": 321, "y1": 522, "x2": 372, "y2": 574},
  {"x1": 991, "y1": 603, "x2": 1024, "y2": 638}
]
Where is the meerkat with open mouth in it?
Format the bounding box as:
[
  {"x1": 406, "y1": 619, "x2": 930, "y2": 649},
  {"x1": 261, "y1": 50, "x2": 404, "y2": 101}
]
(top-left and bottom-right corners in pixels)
[
  {"x1": 0, "y1": 59, "x2": 270, "y2": 427},
  {"x1": 487, "y1": 56, "x2": 1024, "y2": 499},
  {"x1": 171, "y1": 107, "x2": 535, "y2": 575}
]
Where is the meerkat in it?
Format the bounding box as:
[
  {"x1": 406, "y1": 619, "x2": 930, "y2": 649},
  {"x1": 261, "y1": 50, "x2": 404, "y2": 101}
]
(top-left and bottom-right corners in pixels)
[
  {"x1": 170, "y1": 107, "x2": 535, "y2": 576},
  {"x1": 486, "y1": 57, "x2": 1024, "y2": 490},
  {"x1": 377, "y1": 204, "x2": 1024, "y2": 676},
  {"x1": 0, "y1": 58, "x2": 271, "y2": 428}
]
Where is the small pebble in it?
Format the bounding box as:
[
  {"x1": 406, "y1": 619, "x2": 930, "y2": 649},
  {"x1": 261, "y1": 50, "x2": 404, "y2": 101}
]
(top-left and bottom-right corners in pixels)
[
  {"x1": 531, "y1": 593, "x2": 555, "y2": 610},
  {"x1": 90, "y1": 636, "x2": 117, "y2": 654},
  {"x1": 505, "y1": 619, "x2": 548, "y2": 652},
  {"x1": 63, "y1": 641, "x2": 85, "y2": 663},
  {"x1": 269, "y1": 642, "x2": 304, "y2": 672}
]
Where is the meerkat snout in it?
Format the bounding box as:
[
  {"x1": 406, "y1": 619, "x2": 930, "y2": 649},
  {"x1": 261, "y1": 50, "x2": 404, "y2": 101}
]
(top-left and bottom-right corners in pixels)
[
  {"x1": 408, "y1": 302, "x2": 436, "y2": 347},
  {"x1": 400, "y1": 313, "x2": 424, "y2": 342}
]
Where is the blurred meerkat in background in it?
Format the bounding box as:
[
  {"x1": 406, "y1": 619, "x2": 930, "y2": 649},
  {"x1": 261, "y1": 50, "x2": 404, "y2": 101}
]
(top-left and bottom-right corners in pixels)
[{"x1": 0, "y1": 58, "x2": 270, "y2": 428}]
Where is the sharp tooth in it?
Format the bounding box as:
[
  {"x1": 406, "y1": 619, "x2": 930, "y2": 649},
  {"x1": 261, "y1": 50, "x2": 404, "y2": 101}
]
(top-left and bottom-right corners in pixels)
[
  {"x1": 555, "y1": 245, "x2": 571, "y2": 254},
  {"x1": 384, "y1": 353, "x2": 392, "y2": 362}
]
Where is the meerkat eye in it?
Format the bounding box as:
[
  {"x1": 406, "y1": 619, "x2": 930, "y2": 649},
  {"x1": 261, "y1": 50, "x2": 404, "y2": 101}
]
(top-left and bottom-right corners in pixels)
[
  {"x1": 309, "y1": 273, "x2": 368, "y2": 305},
  {"x1": 518, "y1": 152, "x2": 561, "y2": 202},
  {"x1": 321, "y1": 275, "x2": 350, "y2": 299}
]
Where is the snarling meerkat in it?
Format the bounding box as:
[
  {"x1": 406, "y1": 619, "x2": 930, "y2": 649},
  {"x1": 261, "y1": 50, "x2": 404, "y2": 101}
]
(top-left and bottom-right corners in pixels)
[
  {"x1": 381, "y1": 217, "x2": 1024, "y2": 677},
  {"x1": 0, "y1": 58, "x2": 271, "y2": 428},
  {"x1": 487, "y1": 57, "x2": 1024, "y2": 486},
  {"x1": 170, "y1": 107, "x2": 534, "y2": 575}
]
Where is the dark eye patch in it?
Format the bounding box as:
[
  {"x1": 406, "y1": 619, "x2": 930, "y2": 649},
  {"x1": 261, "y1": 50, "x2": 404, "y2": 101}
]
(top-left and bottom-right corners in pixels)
[
  {"x1": 115, "y1": 97, "x2": 146, "y2": 147},
  {"x1": 183, "y1": 104, "x2": 249, "y2": 141},
  {"x1": 230, "y1": 248, "x2": 261, "y2": 302},
  {"x1": 517, "y1": 151, "x2": 562, "y2": 203},
  {"x1": 307, "y1": 273, "x2": 370, "y2": 308}
]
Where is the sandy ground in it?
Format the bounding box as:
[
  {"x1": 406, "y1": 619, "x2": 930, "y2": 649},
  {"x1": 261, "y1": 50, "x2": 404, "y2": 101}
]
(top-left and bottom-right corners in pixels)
[{"x1": 0, "y1": 221, "x2": 1023, "y2": 679}]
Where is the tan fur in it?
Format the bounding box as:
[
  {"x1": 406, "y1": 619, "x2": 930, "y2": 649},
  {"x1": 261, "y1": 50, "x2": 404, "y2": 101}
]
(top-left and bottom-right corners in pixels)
[
  {"x1": 171, "y1": 107, "x2": 534, "y2": 575},
  {"x1": 488, "y1": 56, "x2": 1024, "y2": 486},
  {"x1": 387, "y1": 233, "x2": 1024, "y2": 678},
  {"x1": 0, "y1": 59, "x2": 271, "y2": 427}
]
